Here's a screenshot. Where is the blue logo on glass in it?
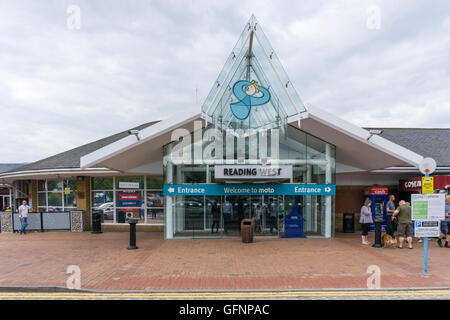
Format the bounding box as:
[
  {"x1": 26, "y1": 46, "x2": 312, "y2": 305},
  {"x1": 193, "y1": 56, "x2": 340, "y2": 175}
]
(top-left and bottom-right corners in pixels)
[{"x1": 230, "y1": 80, "x2": 271, "y2": 120}]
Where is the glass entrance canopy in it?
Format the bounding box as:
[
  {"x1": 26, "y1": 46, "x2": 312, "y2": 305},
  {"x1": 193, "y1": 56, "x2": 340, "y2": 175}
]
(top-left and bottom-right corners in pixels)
[{"x1": 201, "y1": 15, "x2": 306, "y2": 131}]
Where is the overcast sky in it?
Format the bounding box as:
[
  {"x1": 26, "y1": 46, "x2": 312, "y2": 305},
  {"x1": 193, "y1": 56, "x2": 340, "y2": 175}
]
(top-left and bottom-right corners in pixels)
[{"x1": 1, "y1": 0, "x2": 449, "y2": 163}]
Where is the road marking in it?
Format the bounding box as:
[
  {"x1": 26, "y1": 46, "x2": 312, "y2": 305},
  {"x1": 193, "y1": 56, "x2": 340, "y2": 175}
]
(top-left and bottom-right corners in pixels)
[{"x1": 0, "y1": 289, "x2": 449, "y2": 299}]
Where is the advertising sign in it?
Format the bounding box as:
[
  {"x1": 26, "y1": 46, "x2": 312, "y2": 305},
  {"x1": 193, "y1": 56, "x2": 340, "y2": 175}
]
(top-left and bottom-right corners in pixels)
[
  {"x1": 421, "y1": 177, "x2": 434, "y2": 194},
  {"x1": 214, "y1": 165, "x2": 292, "y2": 180},
  {"x1": 163, "y1": 183, "x2": 336, "y2": 196},
  {"x1": 118, "y1": 182, "x2": 141, "y2": 189},
  {"x1": 118, "y1": 191, "x2": 140, "y2": 207},
  {"x1": 411, "y1": 193, "x2": 445, "y2": 221},
  {"x1": 414, "y1": 221, "x2": 440, "y2": 237}
]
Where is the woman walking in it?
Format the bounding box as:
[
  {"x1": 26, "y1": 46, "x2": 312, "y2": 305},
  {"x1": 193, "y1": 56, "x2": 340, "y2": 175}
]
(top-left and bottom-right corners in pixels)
[{"x1": 360, "y1": 198, "x2": 373, "y2": 245}]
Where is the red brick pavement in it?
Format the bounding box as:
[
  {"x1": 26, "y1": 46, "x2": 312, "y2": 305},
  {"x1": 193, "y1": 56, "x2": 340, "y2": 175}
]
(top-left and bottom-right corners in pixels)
[{"x1": 0, "y1": 231, "x2": 449, "y2": 290}]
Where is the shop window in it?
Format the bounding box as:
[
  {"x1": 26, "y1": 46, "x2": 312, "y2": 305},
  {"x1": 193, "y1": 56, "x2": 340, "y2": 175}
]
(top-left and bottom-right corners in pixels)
[
  {"x1": 36, "y1": 179, "x2": 77, "y2": 212},
  {"x1": 90, "y1": 176, "x2": 163, "y2": 225}
]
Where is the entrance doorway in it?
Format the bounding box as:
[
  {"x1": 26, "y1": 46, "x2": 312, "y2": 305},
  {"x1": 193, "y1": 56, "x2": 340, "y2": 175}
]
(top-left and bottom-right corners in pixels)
[{"x1": 171, "y1": 193, "x2": 326, "y2": 238}]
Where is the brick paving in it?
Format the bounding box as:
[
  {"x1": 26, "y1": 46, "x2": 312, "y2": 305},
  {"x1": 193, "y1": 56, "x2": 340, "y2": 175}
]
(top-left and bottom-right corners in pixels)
[{"x1": 0, "y1": 231, "x2": 449, "y2": 291}]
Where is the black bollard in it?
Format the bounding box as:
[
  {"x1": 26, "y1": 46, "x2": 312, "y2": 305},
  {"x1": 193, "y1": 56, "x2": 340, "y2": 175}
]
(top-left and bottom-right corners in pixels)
[
  {"x1": 372, "y1": 218, "x2": 383, "y2": 248},
  {"x1": 127, "y1": 218, "x2": 138, "y2": 250}
]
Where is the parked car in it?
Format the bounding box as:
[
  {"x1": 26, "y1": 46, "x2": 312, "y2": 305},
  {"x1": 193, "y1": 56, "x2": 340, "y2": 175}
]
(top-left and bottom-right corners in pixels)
[
  {"x1": 147, "y1": 193, "x2": 163, "y2": 207},
  {"x1": 97, "y1": 202, "x2": 114, "y2": 220}
]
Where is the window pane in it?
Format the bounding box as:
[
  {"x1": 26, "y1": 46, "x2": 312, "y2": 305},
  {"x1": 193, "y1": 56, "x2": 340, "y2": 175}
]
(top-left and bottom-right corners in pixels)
[
  {"x1": 92, "y1": 191, "x2": 114, "y2": 208},
  {"x1": 146, "y1": 191, "x2": 164, "y2": 208},
  {"x1": 38, "y1": 180, "x2": 46, "y2": 191},
  {"x1": 48, "y1": 192, "x2": 62, "y2": 207},
  {"x1": 64, "y1": 179, "x2": 77, "y2": 191},
  {"x1": 47, "y1": 180, "x2": 63, "y2": 192},
  {"x1": 92, "y1": 191, "x2": 114, "y2": 223},
  {"x1": 64, "y1": 192, "x2": 76, "y2": 208},
  {"x1": 38, "y1": 193, "x2": 46, "y2": 207},
  {"x1": 146, "y1": 178, "x2": 163, "y2": 189},
  {"x1": 146, "y1": 208, "x2": 163, "y2": 224},
  {"x1": 92, "y1": 178, "x2": 113, "y2": 190}
]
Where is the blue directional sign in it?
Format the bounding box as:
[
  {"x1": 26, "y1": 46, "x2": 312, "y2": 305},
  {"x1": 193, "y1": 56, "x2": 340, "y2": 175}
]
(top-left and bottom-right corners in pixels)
[{"x1": 163, "y1": 184, "x2": 336, "y2": 196}]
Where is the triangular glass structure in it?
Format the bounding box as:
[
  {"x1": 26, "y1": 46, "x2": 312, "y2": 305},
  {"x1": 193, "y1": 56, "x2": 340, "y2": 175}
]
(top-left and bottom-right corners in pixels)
[{"x1": 201, "y1": 15, "x2": 306, "y2": 131}]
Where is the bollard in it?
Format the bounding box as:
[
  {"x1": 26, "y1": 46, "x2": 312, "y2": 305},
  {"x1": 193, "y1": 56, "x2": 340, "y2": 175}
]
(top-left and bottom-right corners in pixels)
[
  {"x1": 127, "y1": 218, "x2": 138, "y2": 250},
  {"x1": 372, "y1": 218, "x2": 383, "y2": 248}
]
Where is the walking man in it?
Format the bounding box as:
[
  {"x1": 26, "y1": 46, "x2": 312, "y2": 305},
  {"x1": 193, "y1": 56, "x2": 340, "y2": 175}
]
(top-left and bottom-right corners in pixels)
[
  {"x1": 18, "y1": 200, "x2": 30, "y2": 235},
  {"x1": 437, "y1": 194, "x2": 450, "y2": 248},
  {"x1": 392, "y1": 200, "x2": 413, "y2": 249}
]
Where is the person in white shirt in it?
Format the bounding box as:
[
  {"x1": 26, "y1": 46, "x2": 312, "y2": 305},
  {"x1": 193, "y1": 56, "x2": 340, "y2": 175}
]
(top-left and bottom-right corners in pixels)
[{"x1": 18, "y1": 200, "x2": 30, "y2": 235}]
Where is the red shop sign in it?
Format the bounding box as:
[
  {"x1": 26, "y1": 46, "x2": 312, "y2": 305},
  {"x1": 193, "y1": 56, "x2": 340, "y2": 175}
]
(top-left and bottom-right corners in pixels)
[
  {"x1": 118, "y1": 192, "x2": 140, "y2": 201},
  {"x1": 399, "y1": 175, "x2": 450, "y2": 192},
  {"x1": 364, "y1": 184, "x2": 389, "y2": 195}
]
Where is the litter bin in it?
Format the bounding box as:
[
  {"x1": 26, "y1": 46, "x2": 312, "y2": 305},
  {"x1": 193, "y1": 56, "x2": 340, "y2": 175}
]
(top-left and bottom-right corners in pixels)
[
  {"x1": 343, "y1": 212, "x2": 354, "y2": 233},
  {"x1": 91, "y1": 210, "x2": 102, "y2": 234},
  {"x1": 240, "y1": 218, "x2": 254, "y2": 243},
  {"x1": 117, "y1": 210, "x2": 126, "y2": 223}
]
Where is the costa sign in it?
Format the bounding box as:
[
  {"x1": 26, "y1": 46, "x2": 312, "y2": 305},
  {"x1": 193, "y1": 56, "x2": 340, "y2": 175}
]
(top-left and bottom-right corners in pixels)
[{"x1": 399, "y1": 176, "x2": 450, "y2": 192}]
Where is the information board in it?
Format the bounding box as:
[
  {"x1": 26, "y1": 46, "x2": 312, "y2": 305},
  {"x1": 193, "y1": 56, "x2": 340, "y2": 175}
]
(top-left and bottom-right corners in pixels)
[
  {"x1": 414, "y1": 221, "x2": 440, "y2": 237},
  {"x1": 411, "y1": 193, "x2": 445, "y2": 221}
]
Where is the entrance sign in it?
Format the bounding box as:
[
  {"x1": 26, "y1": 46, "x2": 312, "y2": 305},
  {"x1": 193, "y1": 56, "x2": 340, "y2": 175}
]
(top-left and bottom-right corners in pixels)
[
  {"x1": 411, "y1": 193, "x2": 445, "y2": 221},
  {"x1": 214, "y1": 165, "x2": 292, "y2": 180},
  {"x1": 164, "y1": 183, "x2": 336, "y2": 196},
  {"x1": 414, "y1": 221, "x2": 440, "y2": 238},
  {"x1": 421, "y1": 177, "x2": 434, "y2": 194}
]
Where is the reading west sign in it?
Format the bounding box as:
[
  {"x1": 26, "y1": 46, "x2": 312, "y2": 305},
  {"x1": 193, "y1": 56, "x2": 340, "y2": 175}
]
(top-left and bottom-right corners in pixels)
[{"x1": 214, "y1": 165, "x2": 292, "y2": 180}]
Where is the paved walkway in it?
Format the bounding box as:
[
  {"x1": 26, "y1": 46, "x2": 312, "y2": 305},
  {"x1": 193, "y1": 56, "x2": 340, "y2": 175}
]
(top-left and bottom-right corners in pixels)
[{"x1": 0, "y1": 232, "x2": 449, "y2": 291}]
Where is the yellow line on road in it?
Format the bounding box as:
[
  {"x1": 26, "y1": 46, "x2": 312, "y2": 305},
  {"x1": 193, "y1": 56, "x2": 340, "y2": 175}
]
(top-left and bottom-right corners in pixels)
[{"x1": 0, "y1": 289, "x2": 449, "y2": 299}]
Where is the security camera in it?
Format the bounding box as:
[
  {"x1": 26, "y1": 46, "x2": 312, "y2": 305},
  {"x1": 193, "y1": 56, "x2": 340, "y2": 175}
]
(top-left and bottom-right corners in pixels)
[{"x1": 128, "y1": 129, "x2": 140, "y2": 141}]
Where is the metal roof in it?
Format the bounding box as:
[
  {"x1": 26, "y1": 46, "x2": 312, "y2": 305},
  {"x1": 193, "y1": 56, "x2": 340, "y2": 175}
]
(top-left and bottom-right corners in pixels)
[
  {"x1": 366, "y1": 128, "x2": 450, "y2": 166},
  {"x1": 6, "y1": 121, "x2": 159, "y2": 173},
  {"x1": 0, "y1": 163, "x2": 27, "y2": 174}
]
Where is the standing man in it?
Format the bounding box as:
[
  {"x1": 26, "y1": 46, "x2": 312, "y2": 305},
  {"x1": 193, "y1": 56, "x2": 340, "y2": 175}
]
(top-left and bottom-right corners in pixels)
[
  {"x1": 211, "y1": 201, "x2": 220, "y2": 233},
  {"x1": 269, "y1": 198, "x2": 278, "y2": 233},
  {"x1": 18, "y1": 200, "x2": 30, "y2": 235},
  {"x1": 386, "y1": 195, "x2": 396, "y2": 238},
  {"x1": 392, "y1": 200, "x2": 413, "y2": 249},
  {"x1": 437, "y1": 194, "x2": 450, "y2": 248}
]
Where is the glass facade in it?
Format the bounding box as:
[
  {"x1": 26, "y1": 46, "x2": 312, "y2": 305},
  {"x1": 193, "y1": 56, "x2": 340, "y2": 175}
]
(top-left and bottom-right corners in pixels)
[{"x1": 163, "y1": 124, "x2": 336, "y2": 238}]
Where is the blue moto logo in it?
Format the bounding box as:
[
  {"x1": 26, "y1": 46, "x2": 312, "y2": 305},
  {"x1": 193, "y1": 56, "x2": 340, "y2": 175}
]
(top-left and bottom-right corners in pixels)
[{"x1": 230, "y1": 80, "x2": 271, "y2": 120}]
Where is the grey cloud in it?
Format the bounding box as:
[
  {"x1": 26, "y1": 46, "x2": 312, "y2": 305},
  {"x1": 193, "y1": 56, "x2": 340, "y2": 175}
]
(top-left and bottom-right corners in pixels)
[{"x1": 0, "y1": 0, "x2": 449, "y2": 162}]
